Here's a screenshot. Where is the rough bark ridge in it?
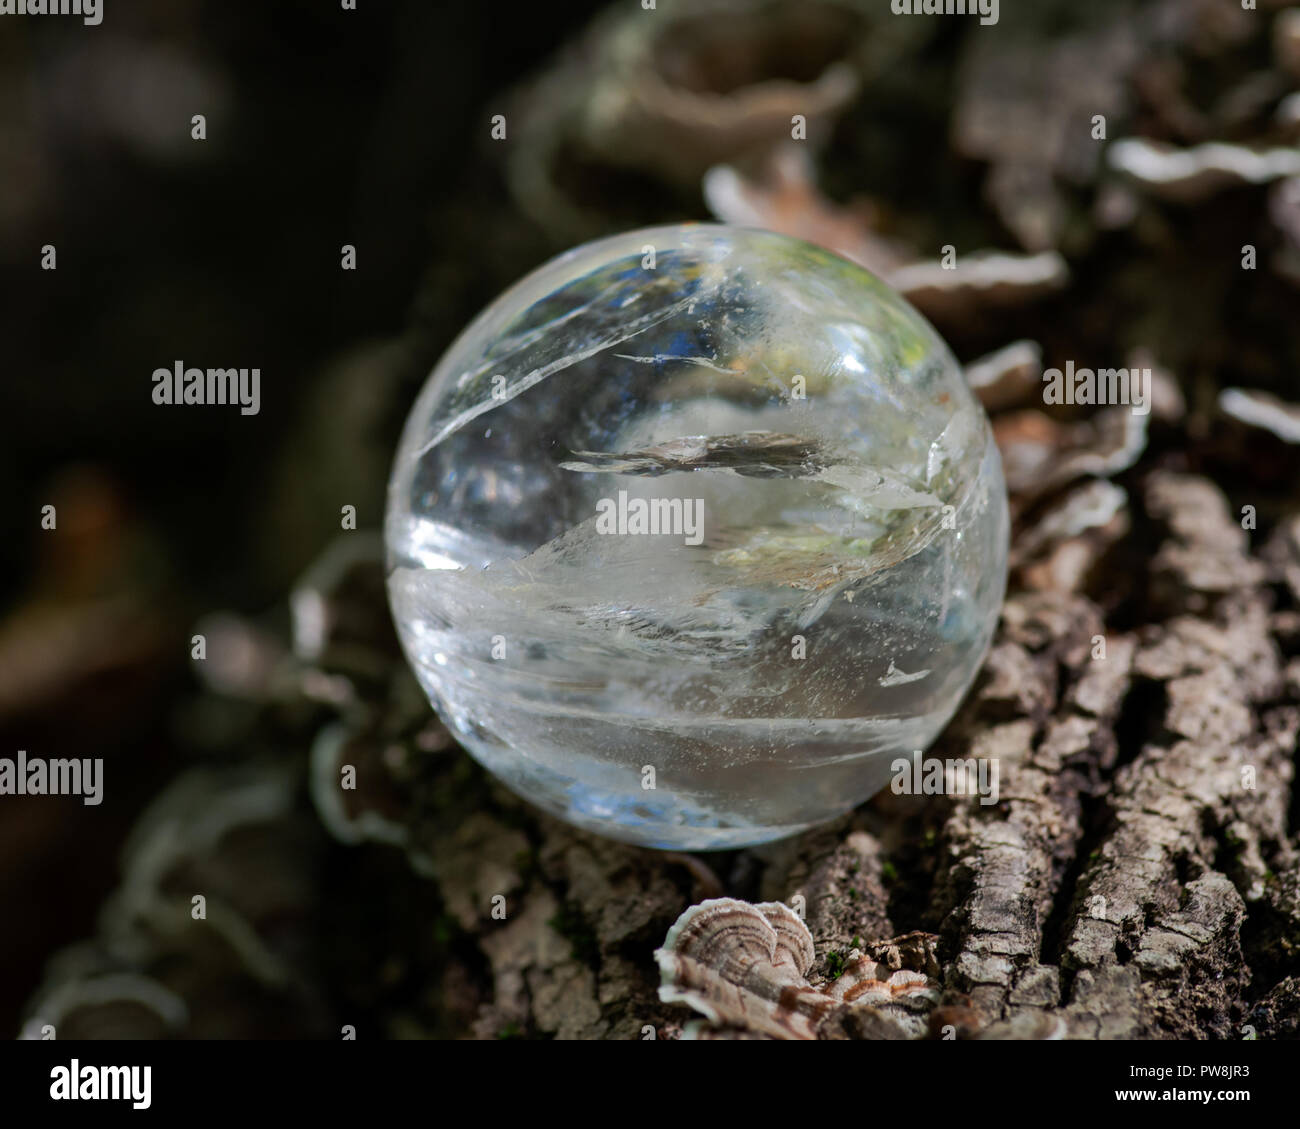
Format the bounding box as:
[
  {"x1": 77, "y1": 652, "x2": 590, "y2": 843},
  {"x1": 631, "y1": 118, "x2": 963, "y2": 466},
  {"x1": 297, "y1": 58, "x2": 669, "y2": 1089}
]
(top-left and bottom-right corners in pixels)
[{"x1": 926, "y1": 474, "x2": 1298, "y2": 1041}]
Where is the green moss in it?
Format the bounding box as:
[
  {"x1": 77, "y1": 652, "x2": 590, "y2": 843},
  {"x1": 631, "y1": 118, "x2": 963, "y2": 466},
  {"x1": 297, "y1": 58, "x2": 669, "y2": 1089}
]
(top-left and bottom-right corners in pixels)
[
  {"x1": 549, "y1": 902, "x2": 600, "y2": 965},
  {"x1": 431, "y1": 912, "x2": 456, "y2": 946},
  {"x1": 826, "y1": 939, "x2": 864, "y2": 980}
]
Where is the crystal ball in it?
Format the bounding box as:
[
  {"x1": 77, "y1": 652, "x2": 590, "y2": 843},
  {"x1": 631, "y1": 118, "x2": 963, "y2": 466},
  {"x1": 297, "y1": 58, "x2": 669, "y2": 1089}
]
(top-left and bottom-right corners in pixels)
[{"x1": 386, "y1": 224, "x2": 1008, "y2": 850}]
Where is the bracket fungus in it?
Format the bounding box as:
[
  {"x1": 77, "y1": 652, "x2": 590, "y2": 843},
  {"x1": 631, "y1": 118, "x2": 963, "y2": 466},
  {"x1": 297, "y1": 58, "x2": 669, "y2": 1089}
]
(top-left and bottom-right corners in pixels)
[{"x1": 655, "y1": 898, "x2": 939, "y2": 1039}]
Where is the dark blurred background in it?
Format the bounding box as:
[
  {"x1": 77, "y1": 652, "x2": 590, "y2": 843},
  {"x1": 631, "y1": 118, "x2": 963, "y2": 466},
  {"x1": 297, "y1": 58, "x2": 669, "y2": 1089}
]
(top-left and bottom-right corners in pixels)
[{"x1": 0, "y1": 0, "x2": 610, "y2": 1036}]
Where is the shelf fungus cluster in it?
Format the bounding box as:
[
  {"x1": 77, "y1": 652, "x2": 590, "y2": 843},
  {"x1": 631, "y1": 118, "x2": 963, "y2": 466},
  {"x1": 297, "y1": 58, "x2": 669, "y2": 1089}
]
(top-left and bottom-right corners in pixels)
[
  {"x1": 655, "y1": 898, "x2": 939, "y2": 1039},
  {"x1": 500, "y1": 0, "x2": 931, "y2": 240}
]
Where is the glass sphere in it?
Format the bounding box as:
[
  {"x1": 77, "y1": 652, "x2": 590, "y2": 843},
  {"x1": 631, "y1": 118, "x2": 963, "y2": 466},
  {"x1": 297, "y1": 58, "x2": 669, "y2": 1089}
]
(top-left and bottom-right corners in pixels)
[{"x1": 386, "y1": 224, "x2": 1008, "y2": 850}]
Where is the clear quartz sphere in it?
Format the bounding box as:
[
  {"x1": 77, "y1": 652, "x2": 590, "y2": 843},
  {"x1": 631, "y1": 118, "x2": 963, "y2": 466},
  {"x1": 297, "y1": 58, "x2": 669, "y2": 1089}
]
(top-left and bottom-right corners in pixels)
[{"x1": 386, "y1": 224, "x2": 1008, "y2": 850}]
